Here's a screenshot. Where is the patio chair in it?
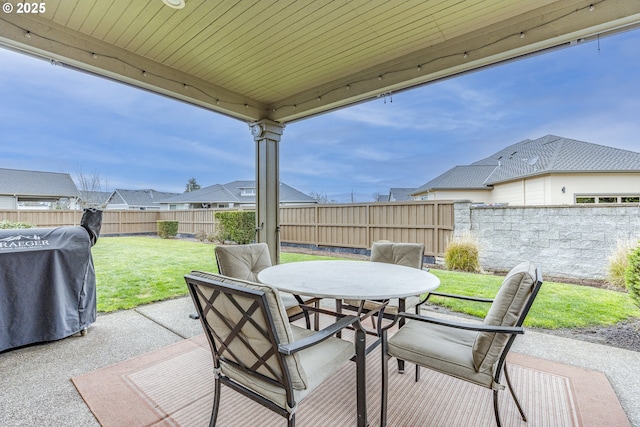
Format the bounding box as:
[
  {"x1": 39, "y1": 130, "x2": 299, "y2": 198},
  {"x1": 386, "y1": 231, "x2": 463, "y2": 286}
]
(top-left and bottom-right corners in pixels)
[
  {"x1": 185, "y1": 271, "x2": 358, "y2": 427},
  {"x1": 341, "y1": 242, "x2": 425, "y2": 373},
  {"x1": 380, "y1": 261, "x2": 543, "y2": 427},
  {"x1": 343, "y1": 242, "x2": 426, "y2": 327},
  {"x1": 343, "y1": 241, "x2": 425, "y2": 314},
  {"x1": 215, "y1": 243, "x2": 320, "y2": 328}
]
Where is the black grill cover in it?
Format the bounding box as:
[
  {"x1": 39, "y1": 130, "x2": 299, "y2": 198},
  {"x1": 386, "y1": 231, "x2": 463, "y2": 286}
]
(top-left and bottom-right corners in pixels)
[{"x1": 0, "y1": 225, "x2": 97, "y2": 352}]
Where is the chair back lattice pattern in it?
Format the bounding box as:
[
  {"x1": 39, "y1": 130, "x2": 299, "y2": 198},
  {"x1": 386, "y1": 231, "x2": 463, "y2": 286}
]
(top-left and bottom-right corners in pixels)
[{"x1": 186, "y1": 274, "x2": 292, "y2": 392}]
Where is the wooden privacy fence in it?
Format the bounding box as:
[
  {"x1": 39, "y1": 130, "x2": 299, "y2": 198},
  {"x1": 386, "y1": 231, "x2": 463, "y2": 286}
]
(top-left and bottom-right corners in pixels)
[
  {"x1": 280, "y1": 201, "x2": 454, "y2": 257},
  {"x1": 0, "y1": 201, "x2": 454, "y2": 256},
  {"x1": 0, "y1": 209, "x2": 215, "y2": 236}
]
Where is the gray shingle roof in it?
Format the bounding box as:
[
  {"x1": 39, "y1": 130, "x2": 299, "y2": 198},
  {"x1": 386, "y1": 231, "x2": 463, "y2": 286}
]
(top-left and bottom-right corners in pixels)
[
  {"x1": 0, "y1": 168, "x2": 79, "y2": 197},
  {"x1": 413, "y1": 165, "x2": 498, "y2": 193},
  {"x1": 477, "y1": 135, "x2": 640, "y2": 184},
  {"x1": 159, "y1": 180, "x2": 315, "y2": 204},
  {"x1": 415, "y1": 135, "x2": 640, "y2": 192},
  {"x1": 389, "y1": 188, "x2": 416, "y2": 201},
  {"x1": 159, "y1": 184, "x2": 236, "y2": 204},
  {"x1": 111, "y1": 189, "x2": 180, "y2": 206}
]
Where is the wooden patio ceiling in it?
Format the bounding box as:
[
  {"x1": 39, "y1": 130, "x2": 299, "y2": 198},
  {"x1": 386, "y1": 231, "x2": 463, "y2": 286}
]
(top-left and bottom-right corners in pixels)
[{"x1": 1, "y1": 0, "x2": 639, "y2": 124}]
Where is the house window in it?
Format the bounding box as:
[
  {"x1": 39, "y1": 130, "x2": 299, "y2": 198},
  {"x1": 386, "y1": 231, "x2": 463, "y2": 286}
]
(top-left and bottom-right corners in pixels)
[
  {"x1": 599, "y1": 197, "x2": 617, "y2": 203},
  {"x1": 575, "y1": 195, "x2": 640, "y2": 204},
  {"x1": 576, "y1": 197, "x2": 595, "y2": 203},
  {"x1": 240, "y1": 188, "x2": 255, "y2": 196}
]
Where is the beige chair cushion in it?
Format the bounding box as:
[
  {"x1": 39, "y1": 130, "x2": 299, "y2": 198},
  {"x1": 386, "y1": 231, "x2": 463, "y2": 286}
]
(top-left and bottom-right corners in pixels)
[
  {"x1": 190, "y1": 270, "x2": 354, "y2": 409},
  {"x1": 345, "y1": 242, "x2": 425, "y2": 310},
  {"x1": 214, "y1": 243, "x2": 307, "y2": 316},
  {"x1": 472, "y1": 261, "x2": 538, "y2": 373},
  {"x1": 215, "y1": 243, "x2": 272, "y2": 282},
  {"x1": 387, "y1": 319, "x2": 496, "y2": 389},
  {"x1": 371, "y1": 242, "x2": 425, "y2": 269},
  {"x1": 222, "y1": 325, "x2": 354, "y2": 408},
  {"x1": 189, "y1": 271, "x2": 307, "y2": 389}
]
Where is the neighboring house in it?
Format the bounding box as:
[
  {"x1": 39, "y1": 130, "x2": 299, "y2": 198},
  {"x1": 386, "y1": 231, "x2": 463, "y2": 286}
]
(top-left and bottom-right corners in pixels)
[
  {"x1": 412, "y1": 135, "x2": 640, "y2": 206},
  {"x1": 376, "y1": 188, "x2": 416, "y2": 202},
  {"x1": 158, "y1": 180, "x2": 316, "y2": 209},
  {"x1": 105, "y1": 189, "x2": 180, "y2": 210},
  {"x1": 0, "y1": 168, "x2": 79, "y2": 210}
]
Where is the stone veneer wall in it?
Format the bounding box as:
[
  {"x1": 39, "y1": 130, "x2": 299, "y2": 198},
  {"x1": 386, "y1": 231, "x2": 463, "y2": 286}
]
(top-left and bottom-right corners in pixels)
[{"x1": 453, "y1": 201, "x2": 640, "y2": 280}]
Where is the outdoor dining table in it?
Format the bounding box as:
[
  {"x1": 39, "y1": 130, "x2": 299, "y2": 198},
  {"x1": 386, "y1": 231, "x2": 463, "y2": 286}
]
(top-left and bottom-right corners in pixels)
[{"x1": 257, "y1": 259, "x2": 440, "y2": 427}]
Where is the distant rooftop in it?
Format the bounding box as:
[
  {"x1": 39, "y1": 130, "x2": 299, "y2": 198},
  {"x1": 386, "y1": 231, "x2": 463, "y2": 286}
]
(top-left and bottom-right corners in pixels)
[
  {"x1": 160, "y1": 180, "x2": 315, "y2": 204},
  {"x1": 414, "y1": 135, "x2": 640, "y2": 193},
  {"x1": 110, "y1": 189, "x2": 181, "y2": 207},
  {"x1": 0, "y1": 168, "x2": 79, "y2": 197}
]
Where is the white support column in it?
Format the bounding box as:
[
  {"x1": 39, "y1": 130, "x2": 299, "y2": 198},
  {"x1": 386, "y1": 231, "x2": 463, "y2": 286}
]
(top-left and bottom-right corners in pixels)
[{"x1": 251, "y1": 120, "x2": 284, "y2": 265}]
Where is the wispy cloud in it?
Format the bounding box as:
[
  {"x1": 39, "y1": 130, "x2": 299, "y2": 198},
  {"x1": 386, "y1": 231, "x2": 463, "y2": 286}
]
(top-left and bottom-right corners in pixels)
[{"x1": 331, "y1": 81, "x2": 512, "y2": 133}]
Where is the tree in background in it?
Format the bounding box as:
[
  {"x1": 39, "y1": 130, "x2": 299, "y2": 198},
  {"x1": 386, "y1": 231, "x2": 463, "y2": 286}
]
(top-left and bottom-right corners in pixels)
[
  {"x1": 75, "y1": 167, "x2": 111, "y2": 208},
  {"x1": 185, "y1": 177, "x2": 201, "y2": 193},
  {"x1": 372, "y1": 192, "x2": 385, "y2": 202},
  {"x1": 309, "y1": 191, "x2": 335, "y2": 204}
]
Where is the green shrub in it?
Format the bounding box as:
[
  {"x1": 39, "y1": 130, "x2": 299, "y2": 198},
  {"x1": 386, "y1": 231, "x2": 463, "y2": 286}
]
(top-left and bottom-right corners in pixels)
[
  {"x1": 156, "y1": 220, "x2": 178, "y2": 239},
  {"x1": 0, "y1": 220, "x2": 34, "y2": 229},
  {"x1": 214, "y1": 211, "x2": 256, "y2": 244},
  {"x1": 625, "y1": 244, "x2": 640, "y2": 308},
  {"x1": 444, "y1": 235, "x2": 481, "y2": 273},
  {"x1": 608, "y1": 239, "x2": 637, "y2": 290}
]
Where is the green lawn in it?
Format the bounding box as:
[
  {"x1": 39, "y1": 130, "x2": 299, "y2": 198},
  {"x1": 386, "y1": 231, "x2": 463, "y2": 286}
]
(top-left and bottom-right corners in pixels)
[
  {"x1": 92, "y1": 237, "x2": 341, "y2": 312},
  {"x1": 92, "y1": 237, "x2": 640, "y2": 329},
  {"x1": 427, "y1": 269, "x2": 640, "y2": 329}
]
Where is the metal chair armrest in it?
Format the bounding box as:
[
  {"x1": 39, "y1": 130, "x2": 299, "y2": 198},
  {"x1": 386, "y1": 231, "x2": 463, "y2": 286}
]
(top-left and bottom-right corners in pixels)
[
  {"x1": 426, "y1": 291, "x2": 494, "y2": 303},
  {"x1": 278, "y1": 315, "x2": 359, "y2": 355},
  {"x1": 398, "y1": 312, "x2": 524, "y2": 335}
]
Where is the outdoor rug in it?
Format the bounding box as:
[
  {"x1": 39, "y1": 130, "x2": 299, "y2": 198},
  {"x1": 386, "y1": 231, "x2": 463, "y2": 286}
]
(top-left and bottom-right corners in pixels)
[{"x1": 72, "y1": 333, "x2": 629, "y2": 427}]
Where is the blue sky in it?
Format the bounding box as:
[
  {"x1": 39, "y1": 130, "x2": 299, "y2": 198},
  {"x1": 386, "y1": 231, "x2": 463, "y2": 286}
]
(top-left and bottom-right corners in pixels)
[{"x1": 1, "y1": 28, "x2": 639, "y2": 203}]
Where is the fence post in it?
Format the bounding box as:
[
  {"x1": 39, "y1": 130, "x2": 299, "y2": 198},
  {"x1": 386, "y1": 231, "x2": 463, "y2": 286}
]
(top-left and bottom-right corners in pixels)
[
  {"x1": 314, "y1": 205, "x2": 319, "y2": 247},
  {"x1": 366, "y1": 204, "x2": 371, "y2": 250}
]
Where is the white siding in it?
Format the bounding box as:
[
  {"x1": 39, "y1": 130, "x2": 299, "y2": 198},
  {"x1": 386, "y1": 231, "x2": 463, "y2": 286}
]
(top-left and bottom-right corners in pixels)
[
  {"x1": 550, "y1": 173, "x2": 640, "y2": 203},
  {"x1": 424, "y1": 189, "x2": 491, "y2": 203},
  {"x1": 490, "y1": 180, "x2": 525, "y2": 205},
  {"x1": 421, "y1": 172, "x2": 640, "y2": 206},
  {"x1": 105, "y1": 203, "x2": 128, "y2": 210},
  {"x1": 0, "y1": 196, "x2": 16, "y2": 209},
  {"x1": 523, "y1": 177, "x2": 545, "y2": 205}
]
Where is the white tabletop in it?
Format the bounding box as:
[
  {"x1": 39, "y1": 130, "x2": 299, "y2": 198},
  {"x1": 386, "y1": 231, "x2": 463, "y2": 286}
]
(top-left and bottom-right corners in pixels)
[{"x1": 257, "y1": 260, "x2": 439, "y2": 300}]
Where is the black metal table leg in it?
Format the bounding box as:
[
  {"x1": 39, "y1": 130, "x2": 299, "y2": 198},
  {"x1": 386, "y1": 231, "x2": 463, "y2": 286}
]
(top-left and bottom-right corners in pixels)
[
  {"x1": 356, "y1": 325, "x2": 368, "y2": 427},
  {"x1": 397, "y1": 298, "x2": 406, "y2": 373}
]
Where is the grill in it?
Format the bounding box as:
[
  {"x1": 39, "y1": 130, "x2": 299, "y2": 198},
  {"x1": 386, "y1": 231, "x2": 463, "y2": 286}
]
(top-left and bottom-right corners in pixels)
[{"x1": 0, "y1": 209, "x2": 102, "y2": 352}]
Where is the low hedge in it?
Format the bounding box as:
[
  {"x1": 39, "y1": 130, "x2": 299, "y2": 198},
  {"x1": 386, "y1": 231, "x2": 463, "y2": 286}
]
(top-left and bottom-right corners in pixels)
[
  {"x1": 214, "y1": 211, "x2": 255, "y2": 244},
  {"x1": 0, "y1": 220, "x2": 34, "y2": 229},
  {"x1": 625, "y1": 244, "x2": 640, "y2": 308},
  {"x1": 157, "y1": 220, "x2": 178, "y2": 239}
]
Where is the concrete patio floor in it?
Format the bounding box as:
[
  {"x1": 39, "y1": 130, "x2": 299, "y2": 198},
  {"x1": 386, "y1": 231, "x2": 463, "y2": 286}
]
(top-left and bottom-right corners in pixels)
[{"x1": 1, "y1": 296, "x2": 638, "y2": 426}]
